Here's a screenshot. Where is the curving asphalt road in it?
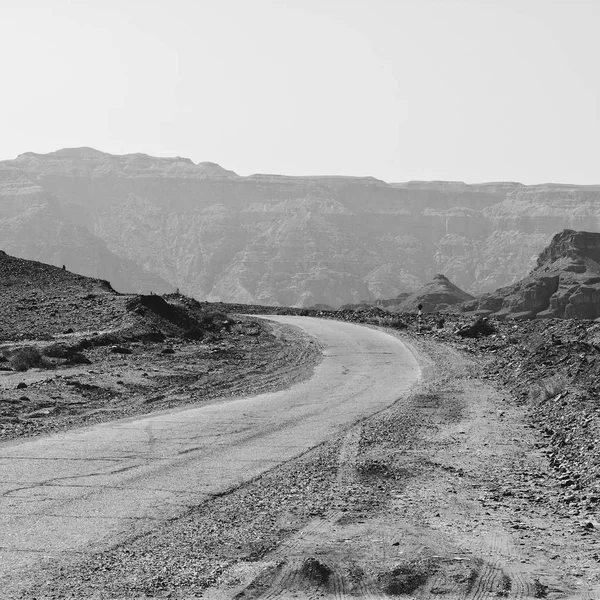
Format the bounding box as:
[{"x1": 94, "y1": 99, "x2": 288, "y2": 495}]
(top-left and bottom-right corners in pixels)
[{"x1": 0, "y1": 316, "x2": 420, "y2": 590}]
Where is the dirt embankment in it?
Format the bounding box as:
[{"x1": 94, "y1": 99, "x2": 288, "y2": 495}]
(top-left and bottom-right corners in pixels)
[
  {"x1": 22, "y1": 328, "x2": 600, "y2": 599},
  {"x1": 0, "y1": 297, "x2": 322, "y2": 442}
]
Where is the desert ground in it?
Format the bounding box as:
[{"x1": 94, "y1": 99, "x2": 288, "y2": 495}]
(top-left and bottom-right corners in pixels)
[{"x1": 1, "y1": 293, "x2": 599, "y2": 598}]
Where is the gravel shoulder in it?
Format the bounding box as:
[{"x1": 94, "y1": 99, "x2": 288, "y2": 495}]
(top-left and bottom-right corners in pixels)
[{"x1": 19, "y1": 326, "x2": 600, "y2": 599}]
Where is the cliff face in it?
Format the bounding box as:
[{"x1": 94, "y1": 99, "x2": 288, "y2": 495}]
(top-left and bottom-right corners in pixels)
[
  {"x1": 462, "y1": 230, "x2": 600, "y2": 319},
  {"x1": 0, "y1": 162, "x2": 172, "y2": 294},
  {"x1": 3, "y1": 148, "x2": 600, "y2": 307}
]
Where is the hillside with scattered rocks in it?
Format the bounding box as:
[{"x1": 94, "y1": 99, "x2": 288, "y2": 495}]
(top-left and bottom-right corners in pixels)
[{"x1": 0, "y1": 251, "x2": 321, "y2": 441}]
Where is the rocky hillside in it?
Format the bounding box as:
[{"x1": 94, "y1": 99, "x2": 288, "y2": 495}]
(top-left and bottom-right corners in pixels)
[
  {"x1": 462, "y1": 230, "x2": 600, "y2": 319},
  {"x1": 0, "y1": 250, "x2": 219, "y2": 341},
  {"x1": 3, "y1": 148, "x2": 600, "y2": 307},
  {"x1": 0, "y1": 250, "x2": 124, "y2": 340}
]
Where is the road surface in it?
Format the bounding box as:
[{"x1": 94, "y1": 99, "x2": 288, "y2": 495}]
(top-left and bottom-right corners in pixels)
[{"x1": 0, "y1": 316, "x2": 420, "y2": 591}]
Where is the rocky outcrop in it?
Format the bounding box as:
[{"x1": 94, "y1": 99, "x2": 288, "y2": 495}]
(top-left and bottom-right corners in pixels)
[
  {"x1": 394, "y1": 274, "x2": 474, "y2": 313},
  {"x1": 461, "y1": 230, "x2": 600, "y2": 319},
  {"x1": 3, "y1": 148, "x2": 600, "y2": 307}
]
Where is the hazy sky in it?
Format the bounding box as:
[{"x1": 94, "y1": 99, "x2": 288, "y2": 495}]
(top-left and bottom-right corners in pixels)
[{"x1": 2, "y1": 0, "x2": 598, "y2": 184}]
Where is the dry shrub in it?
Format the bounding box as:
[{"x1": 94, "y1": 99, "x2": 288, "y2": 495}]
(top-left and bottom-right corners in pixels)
[
  {"x1": 8, "y1": 346, "x2": 52, "y2": 372},
  {"x1": 42, "y1": 343, "x2": 72, "y2": 358},
  {"x1": 184, "y1": 325, "x2": 204, "y2": 340}
]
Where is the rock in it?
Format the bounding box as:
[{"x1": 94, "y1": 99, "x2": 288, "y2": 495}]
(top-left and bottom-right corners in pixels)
[
  {"x1": 66, "y1": 353, "x2": 92, "y2": 365},
  {"x1": 456, "y1": 318, "x2": 497, "y2": 338},
  {"x1": 462, "y1": 230, "x2": 600, "y2": 319},
  {"x1": 16, "y1": 382, "x2": 27, "y2": 389},
  {"x1": 111, "y1": 346, "x2": 132, "y2": 355}
]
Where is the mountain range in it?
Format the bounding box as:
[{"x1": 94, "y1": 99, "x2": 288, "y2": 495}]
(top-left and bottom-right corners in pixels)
[{"x1": 2, "y1": 147, "x2": 600, "y2": 307}]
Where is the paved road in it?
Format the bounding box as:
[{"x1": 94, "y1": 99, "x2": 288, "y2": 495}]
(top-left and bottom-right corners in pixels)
[{"x1": 0, "y1": 316, "x2": 420, "y2": 589}]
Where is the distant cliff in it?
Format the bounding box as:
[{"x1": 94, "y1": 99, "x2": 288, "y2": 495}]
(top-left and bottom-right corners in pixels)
[
  {"x1": 3, "y1": 148, "x2": 600, "y2": 307},
  {"x1": 0, "y1": 162, "x2": 172, "y2": 294}
]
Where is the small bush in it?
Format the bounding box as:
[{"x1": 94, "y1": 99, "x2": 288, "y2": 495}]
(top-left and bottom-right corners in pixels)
[
  {"x1": 184, "y1": 325, "x2": 204, "y2": 340},
  {"x1": 8, "y1": 347, "x2": 52, "y2": 372},
  {"x1": 42, "y1": 343, "x2": 72, "y2": 359}
]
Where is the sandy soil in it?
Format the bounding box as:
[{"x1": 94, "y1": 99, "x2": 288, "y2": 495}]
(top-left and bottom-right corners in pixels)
[{"x1": 17, "y1": 326, "x2": 600, "y2": 599}]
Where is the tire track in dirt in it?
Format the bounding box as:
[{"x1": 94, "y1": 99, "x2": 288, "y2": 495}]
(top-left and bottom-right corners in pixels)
[
  {"x1": 204, "y1": 426, "x2": 371, "y2": 599},
  {"x1": 229, "y1": 430, "x2": 362, "y2": 599}
]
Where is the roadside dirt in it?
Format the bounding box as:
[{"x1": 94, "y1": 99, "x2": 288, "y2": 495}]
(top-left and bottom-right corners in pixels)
[
  {"x1": 21, "y1": 330, "x2": 600, "y2": 599},
  {"x1": 0, "y1": 253, "x2": 323, "y2": 443},
  {"x1": 0, "y1": 318, "x2": 321, "y2": 442}
]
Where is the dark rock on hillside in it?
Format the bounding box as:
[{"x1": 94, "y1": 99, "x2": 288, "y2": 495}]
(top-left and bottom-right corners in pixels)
[
  {"x1": 393, "y1": 274, "x2": 474, "y2": 313},
  {"x1": 461, "y1": 230, "x2": 600, "y2": 319}
]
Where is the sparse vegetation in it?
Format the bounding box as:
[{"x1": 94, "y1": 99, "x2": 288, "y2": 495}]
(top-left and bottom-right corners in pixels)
[
  {"x1": 6, "y1": 346, "x2": 52, "y2": 371},
  {"x1": 42, "y1": 343, "x2": 72, "y2": 359},
  {"x1": 183, "y1": 325, "x2": 204, "y2": 340}
]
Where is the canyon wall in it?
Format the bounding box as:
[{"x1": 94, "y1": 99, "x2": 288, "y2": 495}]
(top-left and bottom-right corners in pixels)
[{"x1": 2, "y1": 148, "x2": 600, "y2": 307}]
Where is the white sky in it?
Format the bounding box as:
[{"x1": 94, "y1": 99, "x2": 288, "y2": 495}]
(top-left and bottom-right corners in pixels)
[{"x1": 1, "y1": 0, "x2": 598, "y2": 184}]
